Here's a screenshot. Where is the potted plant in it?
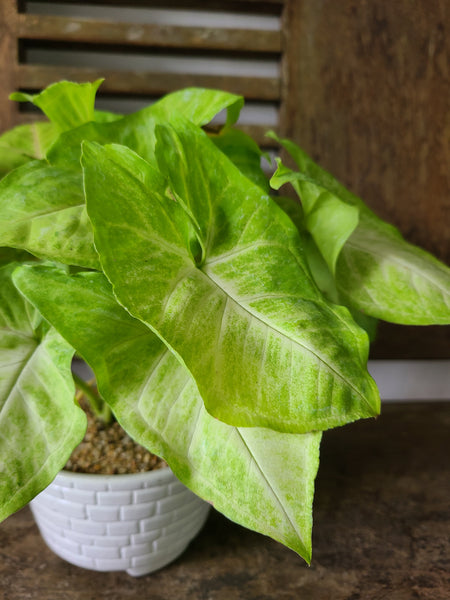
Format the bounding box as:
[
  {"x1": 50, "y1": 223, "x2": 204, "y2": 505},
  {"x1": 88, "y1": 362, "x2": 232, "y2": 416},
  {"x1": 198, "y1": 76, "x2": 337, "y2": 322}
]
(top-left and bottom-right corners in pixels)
[{"x1": 0, "y1": 80, "x2": 448, "y2": 574}]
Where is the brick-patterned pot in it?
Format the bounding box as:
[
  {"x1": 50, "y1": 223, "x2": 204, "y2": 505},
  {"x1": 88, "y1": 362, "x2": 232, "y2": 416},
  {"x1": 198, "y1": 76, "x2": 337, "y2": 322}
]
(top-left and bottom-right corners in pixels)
[{"x1": 29, "y1": 467, "x2": 210, "y2": 576}]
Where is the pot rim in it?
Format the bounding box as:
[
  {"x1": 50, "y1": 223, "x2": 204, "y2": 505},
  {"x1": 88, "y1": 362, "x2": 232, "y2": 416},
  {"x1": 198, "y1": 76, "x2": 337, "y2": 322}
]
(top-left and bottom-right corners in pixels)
[{"x1": 56, "y1": 464, "x2": 173, "y2": 485}]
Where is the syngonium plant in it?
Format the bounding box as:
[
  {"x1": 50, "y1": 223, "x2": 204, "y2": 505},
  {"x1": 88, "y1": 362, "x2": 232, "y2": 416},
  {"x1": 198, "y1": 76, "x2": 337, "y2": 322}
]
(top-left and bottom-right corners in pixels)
[{"x1": 0, "y1": 80, "x2": 449, "y2": 563}]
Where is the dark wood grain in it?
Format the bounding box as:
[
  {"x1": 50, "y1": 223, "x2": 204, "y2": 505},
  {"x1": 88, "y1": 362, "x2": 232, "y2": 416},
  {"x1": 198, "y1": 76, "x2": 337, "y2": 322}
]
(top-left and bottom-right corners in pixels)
[
  {"x1": 0, "y1": 0, "x2": 19, "y2": 132},
  {"x1": 17, "y1": 14, "x2": 282, "y2": 53},
  {"x1": 282, "y1": 0, "x2": 450, "y2": 265},
  {"x1": 281, "y1": 0, "x2": 449, "y2": 357},
  {"x1": 23, "y1": 0, "x2": 284, "y2": 9},
  {"x1": 2, "y1": 402, "x2": 449, "y2": 599},
  {"x1": 17, "y1": 64, "x2": 281, "y2": 101}
]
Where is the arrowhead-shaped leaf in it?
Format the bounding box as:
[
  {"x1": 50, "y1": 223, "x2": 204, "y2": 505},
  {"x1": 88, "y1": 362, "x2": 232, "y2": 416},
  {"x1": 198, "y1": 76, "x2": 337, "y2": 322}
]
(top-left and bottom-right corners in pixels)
[
  {"x1": 0, "y1": 263, "x2": 86, "y2": 522},
  {"x1": 0, "y1": 161, "x2": 99, "y2": 269},
  {"x1": 13, "y1": 265, "x2": 321, "y2": 562},
  {"x1": 82, "y1": 124, "x2": 379, "y2": 434},
  {"x1": 11, "y1": 79, "x2": 104, "y2": 133},
  {"x1": 272, "y1": 134, "x2": 450, "y2": 324}
]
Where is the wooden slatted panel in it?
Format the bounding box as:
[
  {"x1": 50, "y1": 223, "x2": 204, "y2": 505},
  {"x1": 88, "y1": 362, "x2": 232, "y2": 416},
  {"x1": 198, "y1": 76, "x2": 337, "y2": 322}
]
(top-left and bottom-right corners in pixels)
[
  {"x1": 4, "y1": 1, "x2": 284, "y2": 144},
  {"x1": 17, "y1": 64, "x2": 281, "y2": 102},
  {"x1": 36, "y1": 0, "x2": 284, "y2": 9},
  {"x1": 17, "y1": 14, "x2": 282, "y2": 53}
]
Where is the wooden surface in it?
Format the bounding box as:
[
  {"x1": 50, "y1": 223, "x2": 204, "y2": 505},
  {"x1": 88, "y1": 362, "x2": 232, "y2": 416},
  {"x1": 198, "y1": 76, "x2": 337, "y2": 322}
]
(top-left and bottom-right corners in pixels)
[
  {"x1": 16, "y1": 64, "x2": 280, "y2": 101},
  {"x1": 282, "y1": 0, "x2": 449, "y2": 264},
  {"x1": 0, "y1": 0, "x2": 19, "y2": 132},
  {"x1": 281, "y1": 0, "x2": 450, "y2": 358},
  {"x1": 17, "y1": 13, "x2": 282, "y2": 52},
  {"x1": 2, "y1": 402, "x2": 449, "y2": 599}
]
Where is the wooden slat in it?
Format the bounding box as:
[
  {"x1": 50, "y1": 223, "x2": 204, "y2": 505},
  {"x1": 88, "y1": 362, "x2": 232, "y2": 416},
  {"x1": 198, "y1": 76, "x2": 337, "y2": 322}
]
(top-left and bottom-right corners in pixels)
[
  {"x1": 219, "y1": 0, "x2": 284, "y2": 4},
  {"x1": 18, "y1": 14, "x2": 281, "y2": 53},
  {"x1": 17, "y1": 64, "x2": 281, "y2": 101},
  {"x1": 0, "y1": 0, "x2": 20, "y2": 133},
  {"x1": 33, "y1": 0, "x2": 284, "y2": 10}
]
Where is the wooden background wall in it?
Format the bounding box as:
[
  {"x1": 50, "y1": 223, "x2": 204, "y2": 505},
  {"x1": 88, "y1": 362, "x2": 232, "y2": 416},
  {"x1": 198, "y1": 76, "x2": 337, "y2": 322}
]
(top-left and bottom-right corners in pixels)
[
  {"x1": 282, "y1": 0, "x2": 449, "y2": 357},
  {"x1": 1, "y1": 0, "x2": 449, "y2": 357}
]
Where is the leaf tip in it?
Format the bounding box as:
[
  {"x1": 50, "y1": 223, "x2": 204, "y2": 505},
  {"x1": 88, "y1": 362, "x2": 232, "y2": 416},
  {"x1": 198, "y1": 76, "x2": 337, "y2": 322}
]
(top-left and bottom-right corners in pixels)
[{"x1": 9, "y1": 91, "x2": 34, "y2": 103}]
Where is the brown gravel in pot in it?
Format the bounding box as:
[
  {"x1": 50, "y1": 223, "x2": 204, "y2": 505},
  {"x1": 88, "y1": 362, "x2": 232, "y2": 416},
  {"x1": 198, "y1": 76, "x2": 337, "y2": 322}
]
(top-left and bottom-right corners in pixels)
[{"x1": 65, "y1": 393, "x2": 167, "y2": 475}]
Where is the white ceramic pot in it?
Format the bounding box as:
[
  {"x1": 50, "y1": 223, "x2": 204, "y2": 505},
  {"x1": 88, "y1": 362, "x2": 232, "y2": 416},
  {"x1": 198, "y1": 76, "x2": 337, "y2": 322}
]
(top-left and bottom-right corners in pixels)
[{"x1": 30, "y1": 467, "x2": 210, "y2": 576}]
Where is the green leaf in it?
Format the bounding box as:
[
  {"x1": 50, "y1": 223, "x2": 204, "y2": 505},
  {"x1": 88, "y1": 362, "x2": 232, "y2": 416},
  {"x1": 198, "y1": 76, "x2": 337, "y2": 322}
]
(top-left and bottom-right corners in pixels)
[
  {"x1": 0, "y1": 121, "x2": 58, "y2": 178},
  {"x1": 0, "y1": 263, "x2": 86, "y2": 522},
  {"x1": 0, "y1": 104, "x2": 119, "y2": 180},
  {"x1": 272, "y1": 133, "x2": 450, "y2": 324},
  {"x1": 13, "y1": 264, "x2": 321, "y2": 562},
  {"x1": 86, "y1": 139, "x2": 200, "y2": 265},
  {"x1": 267, "y1": 131, "x2": 366, "y2": 211},
  {"x1": 273, "y1": 195, "x2": 378, "y2": 341},
  {"x1": 93, "y1": 110, "x2": 122, "y2": 123},
  {"x1": 210, "y1": 128, "x2": 270, "y2": 192},
  {"x1": 337, "y1": 214, "x2": 450, "y2": 324},
  {"x1": 154, "y1": 87, "x2": 244, "y2": 128},
  {"x1": 305, "y1": 191, "x2": 359, "y2": 275},
  {"x1": 272, "y1": 195, "x2": 304, "y2": 231},
  {"x1": 271, "y1": 158, "x2": 359, "y2": 275},
  {"x1": 0, "y1": 161, "x2": 99, "y2": 269},
  {"x1": 82, "y1": 125, "x2": 379, "y2": 434},
  {"x1": 48, "y1": 87, "x2": 244, "y2": 171},
  {"x1": 11, "y1": 79, "x2": 104, "y2": 133}
]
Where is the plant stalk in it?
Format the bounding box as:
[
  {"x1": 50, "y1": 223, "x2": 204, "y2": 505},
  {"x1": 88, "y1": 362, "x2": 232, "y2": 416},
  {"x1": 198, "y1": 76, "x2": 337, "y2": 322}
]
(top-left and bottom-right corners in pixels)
[{"x1": 72, "y1": 373, "x2": 112, "y2": 424}]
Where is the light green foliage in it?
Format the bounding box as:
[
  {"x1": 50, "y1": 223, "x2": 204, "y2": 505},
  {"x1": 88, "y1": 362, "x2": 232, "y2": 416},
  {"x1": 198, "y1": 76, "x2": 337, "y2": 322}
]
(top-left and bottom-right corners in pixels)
[
  {"x1": 0, "y1": 80, "x2": 448, "y2": 563},
  {"x1": 274, "y1": 195, "x2": 379, "y2": 342},
  {"x1": 11, "y1": 79, "x2": 104, "y2": 133},
  {"x1": 0, "y1": 263, "x2": 86, "y2": 521},
  {"x1": 336, "y1": 215, "x2": 450, "y2": 324},
  {"x1": 0, "y1": 122, "x2": 58, "y2": 178},
  {"x1": 14, "y1": 265, "x2": 321, "y2": 561},
  {"x1": 83, "y1": 132, "x2": 379, "y2": 433},
  {"x1": 271, "y1": 157, "x2": 359, "y2": 275},
  {"x1": 0, "y1": 161, "x2": 98, "y2": 269},
  {"x1": 154, "y1": 87, "x2": 244, "y2": 128},
  {"x1": 270, "y1": 133, "x2": 450, "y2": 325},
  {"x1": 210, "y1": 128, "x2": 270, "y2": 192},
  {"x1": 1, "y1": 85, "x2": 242, "y2": 268},
  {"x1": 48, "y1": 86, "x2": 246, "y2": 172}
]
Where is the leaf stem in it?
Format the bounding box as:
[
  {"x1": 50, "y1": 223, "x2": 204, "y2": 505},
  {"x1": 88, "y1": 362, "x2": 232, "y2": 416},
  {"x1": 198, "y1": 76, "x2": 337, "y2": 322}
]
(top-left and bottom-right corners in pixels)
[{"x1": 72, "y1": 373, "x2": 112, "y2": 424}]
